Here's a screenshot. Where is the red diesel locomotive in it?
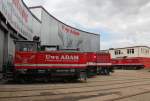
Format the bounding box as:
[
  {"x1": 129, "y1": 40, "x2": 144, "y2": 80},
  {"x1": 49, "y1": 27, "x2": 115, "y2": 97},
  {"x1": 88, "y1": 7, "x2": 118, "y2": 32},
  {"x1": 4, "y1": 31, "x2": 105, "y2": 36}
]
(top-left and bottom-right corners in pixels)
[{"x1": 3, "y1": 40, "x2": 113, "y2": 82}]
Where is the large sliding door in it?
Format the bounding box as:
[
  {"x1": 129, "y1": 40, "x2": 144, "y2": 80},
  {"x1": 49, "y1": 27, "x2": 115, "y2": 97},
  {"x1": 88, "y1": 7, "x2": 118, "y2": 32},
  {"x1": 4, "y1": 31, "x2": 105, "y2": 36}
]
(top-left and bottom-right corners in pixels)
[{"x1": 0, "y1": 29, "x2": 4, "y2": 71}]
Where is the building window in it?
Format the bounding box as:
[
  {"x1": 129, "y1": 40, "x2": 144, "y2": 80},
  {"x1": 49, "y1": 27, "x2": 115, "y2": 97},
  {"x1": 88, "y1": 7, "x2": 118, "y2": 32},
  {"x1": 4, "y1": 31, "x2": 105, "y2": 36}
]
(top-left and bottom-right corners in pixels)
[
  {"x1": 147, "y1": 50, "x2": 149, "y2": 54},
  {"x1": 127, "y1": 49, "x2": 134, "y2": 54},
  {"x1": 127, "y1": 49, "x2": 130, "y2": 54},
  {"x1": 141, "y1": 48, "x2": 150, "y2": 54},
  {"x1": 132, "y1": 49, "x2": 134, "y2": 54},
  {"x1": 115, "y1": 50, "x2": 121, "y2": 55},
  {"x1": 115, "y1": 51, "x2": 117, "y2": 55}
]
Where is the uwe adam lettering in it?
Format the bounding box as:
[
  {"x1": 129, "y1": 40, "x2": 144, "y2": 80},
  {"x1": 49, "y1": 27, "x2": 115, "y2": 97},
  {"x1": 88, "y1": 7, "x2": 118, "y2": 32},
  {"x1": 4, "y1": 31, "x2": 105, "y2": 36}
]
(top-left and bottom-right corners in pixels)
[{"x1": 45, "y1": 55, "x2": 79, "y2": 61}]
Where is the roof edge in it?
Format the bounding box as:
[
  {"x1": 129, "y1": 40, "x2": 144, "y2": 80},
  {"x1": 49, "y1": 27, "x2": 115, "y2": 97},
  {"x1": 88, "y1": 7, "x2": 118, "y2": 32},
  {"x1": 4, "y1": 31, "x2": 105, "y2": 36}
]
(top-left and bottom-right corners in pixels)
[
  {"x1": 22, "y1": 0, "x2": 42, "y2": 23},
  {"x1": 109, "y1": 46, "x2": 150, "y2": 50}
]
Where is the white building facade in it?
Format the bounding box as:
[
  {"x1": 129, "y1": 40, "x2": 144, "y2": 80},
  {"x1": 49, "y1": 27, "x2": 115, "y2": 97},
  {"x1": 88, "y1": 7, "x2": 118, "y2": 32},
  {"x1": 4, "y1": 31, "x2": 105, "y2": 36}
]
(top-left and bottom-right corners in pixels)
[{"x1": 108, "y1": 46, "x2": 150, "y2": 59}]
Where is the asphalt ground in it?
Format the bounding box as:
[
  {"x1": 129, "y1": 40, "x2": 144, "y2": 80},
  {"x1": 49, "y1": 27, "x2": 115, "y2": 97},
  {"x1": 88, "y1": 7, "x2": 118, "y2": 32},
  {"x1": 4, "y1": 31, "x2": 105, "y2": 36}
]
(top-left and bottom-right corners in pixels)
[{"x1": 0, "y1": 70, "x2": 150, "y2": 101}]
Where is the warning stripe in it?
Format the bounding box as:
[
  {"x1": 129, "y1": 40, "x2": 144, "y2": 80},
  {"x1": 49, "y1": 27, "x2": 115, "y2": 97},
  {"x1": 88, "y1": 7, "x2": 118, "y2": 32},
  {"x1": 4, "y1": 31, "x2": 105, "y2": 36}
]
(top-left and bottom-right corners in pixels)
[
  {"x1": 97, "y1": 63, "x2": 112, "y2": 66},
  {"x1": 15, "y1": 64, "x2": 87, "y2": 67},
  {"x1": 15, "y1": 63, "x2": 112, "y2": 67},
  {"x1": 87, "y1": 62, "x2": 112, "y2": 66}
]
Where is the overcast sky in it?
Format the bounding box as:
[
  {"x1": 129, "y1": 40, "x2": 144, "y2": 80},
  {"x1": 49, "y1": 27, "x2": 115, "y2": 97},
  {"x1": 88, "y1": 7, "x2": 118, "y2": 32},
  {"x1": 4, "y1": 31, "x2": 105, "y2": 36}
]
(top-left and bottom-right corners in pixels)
[{"x1": 23, "y1": 0, "x2": 150, "y2": 49}]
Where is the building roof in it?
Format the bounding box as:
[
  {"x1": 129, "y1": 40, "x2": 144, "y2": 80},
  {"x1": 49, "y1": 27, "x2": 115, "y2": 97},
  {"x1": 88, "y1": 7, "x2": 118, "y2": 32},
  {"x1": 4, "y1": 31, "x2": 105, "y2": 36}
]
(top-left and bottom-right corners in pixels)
[{"x1": 108, "y1": 46, "x2": 150, "y2": 50}]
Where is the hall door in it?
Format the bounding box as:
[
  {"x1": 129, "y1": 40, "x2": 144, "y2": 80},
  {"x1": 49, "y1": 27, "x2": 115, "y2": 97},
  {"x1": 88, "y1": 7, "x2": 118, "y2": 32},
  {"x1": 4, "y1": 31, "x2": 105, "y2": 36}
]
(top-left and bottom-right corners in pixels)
[{"x1": 0, "y1": 29, "x2": 4, "y2": 71}]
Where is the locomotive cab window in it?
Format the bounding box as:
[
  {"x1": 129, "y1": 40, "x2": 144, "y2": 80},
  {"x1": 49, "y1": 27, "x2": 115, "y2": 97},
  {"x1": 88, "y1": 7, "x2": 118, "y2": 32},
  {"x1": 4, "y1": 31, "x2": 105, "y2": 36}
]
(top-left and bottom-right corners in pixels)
[{"x1": 15, "y1": 41, "x2": 38, "y2": 52}]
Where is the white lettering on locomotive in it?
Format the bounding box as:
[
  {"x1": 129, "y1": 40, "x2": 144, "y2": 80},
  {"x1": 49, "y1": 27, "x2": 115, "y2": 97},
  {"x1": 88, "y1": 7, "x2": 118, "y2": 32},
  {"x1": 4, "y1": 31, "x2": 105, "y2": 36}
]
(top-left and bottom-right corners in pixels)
[
  {"x1": 45, "y1": 55, "x2": 79, "y2": 61},
  {"x1": 46, "y1": 55, "x2": 59, "y2": 60},
  {"x1": 60, "y1": 55, "x2": 79, "y2": 60}
]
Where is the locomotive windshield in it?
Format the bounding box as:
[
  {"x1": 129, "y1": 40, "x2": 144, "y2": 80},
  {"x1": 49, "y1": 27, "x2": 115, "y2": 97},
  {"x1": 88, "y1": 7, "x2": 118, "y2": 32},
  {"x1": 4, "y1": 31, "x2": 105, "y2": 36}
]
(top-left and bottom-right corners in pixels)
[{"x1": 15, "y1": 41, "x2": 38, "y2": 52}]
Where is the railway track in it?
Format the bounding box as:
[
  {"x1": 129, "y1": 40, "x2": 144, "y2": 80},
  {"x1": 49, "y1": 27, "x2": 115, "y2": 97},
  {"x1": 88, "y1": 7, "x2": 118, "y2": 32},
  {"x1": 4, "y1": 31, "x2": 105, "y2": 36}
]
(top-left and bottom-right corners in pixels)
[
  {"x1": 0, "y1": 78, "x2": 150, "y2": 100},
  {"x1": 1, "y1": 77, "x2": 150, "y2": 92},
  {"x1": 106, "y1": 91, "x2": 150, "y2": 101}
]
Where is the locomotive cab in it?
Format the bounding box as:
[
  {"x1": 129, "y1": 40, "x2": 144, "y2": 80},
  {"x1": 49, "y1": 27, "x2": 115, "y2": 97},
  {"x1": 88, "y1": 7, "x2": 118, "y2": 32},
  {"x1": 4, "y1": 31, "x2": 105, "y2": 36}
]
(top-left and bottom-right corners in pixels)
[{"x1": 3, "y1": 40, "x2": 39, "y2": 81}]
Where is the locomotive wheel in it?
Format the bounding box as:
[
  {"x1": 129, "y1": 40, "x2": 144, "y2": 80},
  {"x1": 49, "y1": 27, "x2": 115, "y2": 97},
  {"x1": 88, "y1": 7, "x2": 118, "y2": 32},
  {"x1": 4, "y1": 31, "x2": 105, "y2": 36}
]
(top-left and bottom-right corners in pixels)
[
  {"x1": 105, "y1": 68, "x2": 110, "y2": 75},
  {"x1": 99, "y1": 68, "x2": 105, "y2": 75},
  {"x1": 106, "y1": 69, "x2": 110, "y2": 75},
  {"x1": 79, "y1": 72, "x2": 87, "y2": 83}
]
